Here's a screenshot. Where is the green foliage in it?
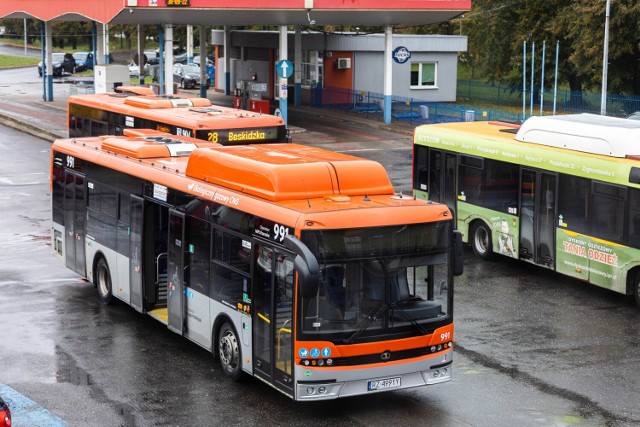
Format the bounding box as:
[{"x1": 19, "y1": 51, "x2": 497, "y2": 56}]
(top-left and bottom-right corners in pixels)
[
  {"x1": 0, "y1": 54, "x2": 40, "y2": 68},
  {"x1": 454, "y1": 0, "x2": 640, "y2": 95}
]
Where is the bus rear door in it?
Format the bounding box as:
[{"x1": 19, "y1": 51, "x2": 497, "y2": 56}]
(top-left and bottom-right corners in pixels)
[
  {"x1": 63, "y1": 170, "x2": 86, "y2": 276},
  {"x1": 129, "y1": 195, "x2": 144, "y2": 312},
  {"x1": 520, "y1": 169, "x2": 557, "y2": 267}
]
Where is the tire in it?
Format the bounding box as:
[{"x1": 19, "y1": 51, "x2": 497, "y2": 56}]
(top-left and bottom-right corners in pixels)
[
  {"x1": 96, "y1": 257, "x2": 115, "y2": 305},
  {"x1": 471, "y1": 222, "x2": 494, "y2": 260},
  {"x1": 218, "y1": 322, "x2": 242, "y2": 381},
  {"x1": 630, "y1": 272, "x2": 640, "y2": 307},
  {"x1": 180, "y1": 79, "x2": 187, "y2": 90}
]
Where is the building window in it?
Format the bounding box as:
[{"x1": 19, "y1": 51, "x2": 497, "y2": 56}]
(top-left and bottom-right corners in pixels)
[{"x1": 410, "y1": 62, "x2": 437, "y2": 88}]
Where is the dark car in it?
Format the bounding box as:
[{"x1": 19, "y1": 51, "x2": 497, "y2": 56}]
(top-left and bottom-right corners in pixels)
[
  {"x1": 37, "y1": 52, "x2": 76, "y2": 77},
  {"x1": 73, "y1": 51, "x2": 94, "y2": 72},
  {"x1": 192, "y1": 56, "x2": 215, "y2": 82},
  {"x1": 0, "y1": 396, "x2": 11, "y2": 427},
  {"x1": 172, "y1": 63, "x2": 210, "y2": 89}
]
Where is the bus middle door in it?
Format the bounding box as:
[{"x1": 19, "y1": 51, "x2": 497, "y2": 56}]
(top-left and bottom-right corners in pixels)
[
  {"x1": 252, "y1": 241, "x2": 295, "y2": 396},
  {"x1": 520, "y1": 169, "x2": 557, "y2": 268},
  {"x1": 167, "y1": 209, "x2": 186, "y2": 335}
]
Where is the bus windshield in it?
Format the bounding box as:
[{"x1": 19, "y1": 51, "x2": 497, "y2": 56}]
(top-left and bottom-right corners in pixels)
[{"x1": 299, "y1": 222, "x2": 452, "y2": 342}]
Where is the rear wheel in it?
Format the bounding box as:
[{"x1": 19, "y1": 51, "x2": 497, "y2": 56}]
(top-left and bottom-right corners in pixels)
[
  {"x1": 218, "y1": 322, "x2": 242, "y2": 381},
  {"x1": 96, "y1": 257, "x2": 114, "y2": 305},
  {"x1": 180, "y1": 79, "x2": 187, "y2": 89},
  {"x1": 471, "y1": 222, "x2": 494, "y2": 260}
]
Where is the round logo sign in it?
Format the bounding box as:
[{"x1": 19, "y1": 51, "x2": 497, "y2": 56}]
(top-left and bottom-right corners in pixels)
[{"x1": 392, "y1": 46, "x2": 412, "y2": 64}]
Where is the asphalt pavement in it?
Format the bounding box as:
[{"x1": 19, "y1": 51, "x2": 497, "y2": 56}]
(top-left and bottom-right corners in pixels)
[{"x1": 0, "y1": 68, "x2": 415, "y2": 143}]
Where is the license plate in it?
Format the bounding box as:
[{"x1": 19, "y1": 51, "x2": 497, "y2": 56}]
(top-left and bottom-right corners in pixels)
[{"x1": 367, "y1": 376, "x2": 401, "y2": 391}]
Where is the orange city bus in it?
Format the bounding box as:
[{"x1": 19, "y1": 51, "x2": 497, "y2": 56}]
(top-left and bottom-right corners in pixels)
[
  {"x1": 68, "y1": 86, "x2": 289, "y2": 145},
  {"x1": 50, "y1": 128, "x2": 462, "y2": 400}
]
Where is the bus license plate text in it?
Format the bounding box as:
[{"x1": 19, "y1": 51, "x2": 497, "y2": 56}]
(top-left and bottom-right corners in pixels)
[{"x1": 368, "y1": 377, "x2": 401, "y2": 391}]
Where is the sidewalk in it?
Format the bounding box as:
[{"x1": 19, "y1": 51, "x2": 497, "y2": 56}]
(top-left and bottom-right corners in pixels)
[{"x1": 0, "y1": 84, "x2": 415, "y2": 142}]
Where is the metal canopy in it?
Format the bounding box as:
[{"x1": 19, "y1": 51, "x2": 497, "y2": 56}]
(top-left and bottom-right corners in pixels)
[
  {"x1": 0, "y1": 0, "x2": 469, "y2": 26},
  {"x1": 109, "y1": 9, "x2": 466, "y2": 27}
]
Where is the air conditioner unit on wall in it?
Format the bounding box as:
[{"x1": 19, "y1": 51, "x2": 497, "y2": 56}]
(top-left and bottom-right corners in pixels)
[{"x1": 336, "y1": 58, "x2": 351, "y2": 69}]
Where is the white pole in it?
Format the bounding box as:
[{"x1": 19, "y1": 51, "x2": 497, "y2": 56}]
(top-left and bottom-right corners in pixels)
[
  {"x1": 600, "y1": 0, "x2": 611, "y2": 116},
  {"x1": 522, "y1": 40, "x2": 526, "y2": 120},
  {"x1": 24, "y1": 18, "x2": 27, "y2": 56},
  {"x1": 164, "y1": 24, "x2": 174, "y2": 95}
]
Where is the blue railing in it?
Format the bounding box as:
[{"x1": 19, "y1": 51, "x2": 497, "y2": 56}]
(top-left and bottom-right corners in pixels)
[
  {"x1": 310, "y1": 86, "x2": 523, "y2": 125},
  {"x1": 310, "y1": 82, "x2": 640, "y2": 125}
]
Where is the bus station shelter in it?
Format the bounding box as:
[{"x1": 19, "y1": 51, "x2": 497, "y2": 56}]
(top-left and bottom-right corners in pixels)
[{"x1": 0, "y1": 0, "x2": 470, "y2": 124}]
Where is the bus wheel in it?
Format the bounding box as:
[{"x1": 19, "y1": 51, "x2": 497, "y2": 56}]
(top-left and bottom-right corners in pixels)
[
  {"x1": 96, "y1": 257, "x2": 114, "y2": 305},
  {"x1": 471, "y1": 222, "x2": 494, "y2": 260},
  {"x1": 632, "y1": 273, "x2": 640, "y2": 307},
  {"x1": 218, "y1": 322, "x2": 242, "y2": 381}
]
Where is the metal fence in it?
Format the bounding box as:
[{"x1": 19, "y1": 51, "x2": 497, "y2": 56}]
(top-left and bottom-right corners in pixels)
[
  {"x1": 456, "y1": 79, "x2": 640, "y2": 118},
  {"x1": 310, "y1": 86, "x2": 523, "y2": 125},
  {"x1": 310, "y1": 83, "x2": 640, "y2": 125}
]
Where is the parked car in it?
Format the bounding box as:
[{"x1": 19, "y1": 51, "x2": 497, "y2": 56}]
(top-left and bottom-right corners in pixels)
[
  {"x1": 172, "y1": 63, "x2": 210, "y2": 89},
  {"x1": 73, "y1": 51, "x2": 94, "y2": 72},
  {"x1": 144, "y1": 50, "x2": 159, "y2": 65},
  {"x1": 0, "y1": 396, "x2": 11, "y2": 427},
  {"x1": 627, "y1": 112, "x2": 640, "y2": 120},
  {"x1": 129, "y1": 61, "x2": 140, "y2": 77},
  {"x1": 37, "y1": 52, "x2": 76, "y2": 77},
  {"x1": 192, "y1": 55, "x2": 215, "y2": 82}
]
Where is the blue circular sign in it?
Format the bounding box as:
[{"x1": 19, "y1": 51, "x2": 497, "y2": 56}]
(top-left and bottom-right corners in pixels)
[
  {"x1": 299, "y1": 348, "x2": 309, "y2": 358},
  {"x1": 276, "y1": 59, "x2": 294, "y2": 78},
  {"x1": 392, "y1": 46, "x2": 412, "y2": 64},
  {"x1": 310, "y1": 348, "x2": 320, "y2": 358},
  {"x1": 321, "y1": 347, "x2": 331, "y2": 358}
]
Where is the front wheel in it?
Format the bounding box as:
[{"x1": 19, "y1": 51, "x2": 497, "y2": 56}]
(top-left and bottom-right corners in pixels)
[
  {"x1": 218, "y1": 322, "x2": 242, "y2": 381},
  {"x1": 630, "y1": 273, "x2": 640, "y2": 307},
  {"x1": 471, "y1": 222, "x2": 494, "y2": 260},
  {"x1": 96, "y1": 257, "x2": 115, "y2": 305},
  {"x1": 180, "y1": 79, "x2": 187, "y2": 89}
]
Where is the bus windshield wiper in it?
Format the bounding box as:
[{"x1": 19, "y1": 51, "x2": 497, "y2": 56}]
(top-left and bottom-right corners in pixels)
[
  {"x1": 390, "y1": 298, "x2": 428, "y2": 335},
  {"x1": 344, "y1": 303, "x2": 387, "y2": 344}
]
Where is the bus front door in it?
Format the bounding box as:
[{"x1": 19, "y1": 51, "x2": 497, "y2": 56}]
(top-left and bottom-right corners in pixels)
[
  {"x1": 129, "y1": 195, "x2": 144, "y2": 312},
  {"x1": 520, "y1": 169, "x2": 556, "y2": 267},
  {"x1": 252, "y1": 242, "x2": 295, "y2": 397},
  {"x1": 429, "y1": 151, "x2": 457, "y2": 217},
  {"x1": 63, "y1": 170, "x2": 86, "y2": 276},
  {"x1": 167, "y1": 209, "x2": 186, "y2": 334}
]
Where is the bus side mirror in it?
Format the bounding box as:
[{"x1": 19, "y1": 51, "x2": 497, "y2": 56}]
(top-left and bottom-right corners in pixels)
[
  {"x1": 284, "y1": 235, "x2": 319, "y2": 298},
  {"x1": 453, "y1": 230, "x2": 464, "y2": 277}
]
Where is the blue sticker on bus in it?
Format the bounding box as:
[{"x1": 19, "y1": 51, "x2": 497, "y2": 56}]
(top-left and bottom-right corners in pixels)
[
  {"x1": 299, "y1": 348, "x2": 309, "y2": 358},
  {"x1": 310, "y1": 348, "x2": 320, "y2": 358},
  {"x1": 321, "y1": 347, "x2": 331, "y2": 358}
]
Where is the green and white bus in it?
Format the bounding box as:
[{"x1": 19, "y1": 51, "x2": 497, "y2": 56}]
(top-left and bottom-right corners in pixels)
[{"x1": 412, "y1": 113, "x2": 640, "y2": 305}]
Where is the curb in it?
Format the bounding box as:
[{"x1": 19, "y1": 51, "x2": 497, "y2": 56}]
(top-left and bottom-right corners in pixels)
[{"x1": 0, "y1": 113, "x2": 61, "y2": 142}]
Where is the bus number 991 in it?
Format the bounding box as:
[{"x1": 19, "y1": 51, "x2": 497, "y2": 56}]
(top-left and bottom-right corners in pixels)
[{"x1": 273, "y1": 224, "x2": 289, "y2": 242}]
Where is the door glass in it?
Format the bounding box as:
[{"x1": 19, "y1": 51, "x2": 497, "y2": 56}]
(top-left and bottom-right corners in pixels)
[
  {"x1": 273, "y1": 251, "x2": 294, "y2": 390},
  {"x1": 520, "y1": 170, "x2": 535, "y2": 260},
  {"x1": 536, "y1": 174, "x2": 556, "y2": 266},
  {"x1": 167, "y1": 211, "x2": 185, "y2": 334},
  {"x1": 253, "y1": 243, "x2": 272, "y2": 377},
  {"x1": 444, "y1": 153, "x2": 457, "y2": 215},
  {"x1": 130, "y1": 196, "x2": 144, "y2": 312}
]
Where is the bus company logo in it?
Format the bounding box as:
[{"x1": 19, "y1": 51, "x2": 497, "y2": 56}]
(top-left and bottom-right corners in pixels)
[
  {"x1": 380, "y1": 351, "x2": 392, "y2": 361},
  {"x1": 188, "y1": 183, "x2": 214, "y2": 199},
  {"x1": 392, "y1": 46, "x2": 411, "y2": 64}
]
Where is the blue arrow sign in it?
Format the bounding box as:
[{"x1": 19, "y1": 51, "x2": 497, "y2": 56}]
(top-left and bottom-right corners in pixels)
[{"x1": 277, "y1": 59, "x2": 294, "y2": 78}]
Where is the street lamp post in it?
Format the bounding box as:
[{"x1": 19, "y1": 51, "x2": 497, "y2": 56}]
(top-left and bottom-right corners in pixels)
[{"x1": 600, "y1": 0, "x2": 610, "y2": 116}]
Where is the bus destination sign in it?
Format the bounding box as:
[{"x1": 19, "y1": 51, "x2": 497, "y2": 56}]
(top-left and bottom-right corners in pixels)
[{"x1": 196, "y1": 127, "x2": 280, "y2": 145}]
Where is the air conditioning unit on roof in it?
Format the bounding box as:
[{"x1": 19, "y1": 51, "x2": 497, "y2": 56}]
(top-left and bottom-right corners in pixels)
[{"x1": 336, "y1": 58, "x2": 351, "y2": 69}]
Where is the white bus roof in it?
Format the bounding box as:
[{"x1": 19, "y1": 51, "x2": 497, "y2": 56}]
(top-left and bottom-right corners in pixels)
[{"x1": 515, "y1": 113, "x2": 640, "y2": 157}]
